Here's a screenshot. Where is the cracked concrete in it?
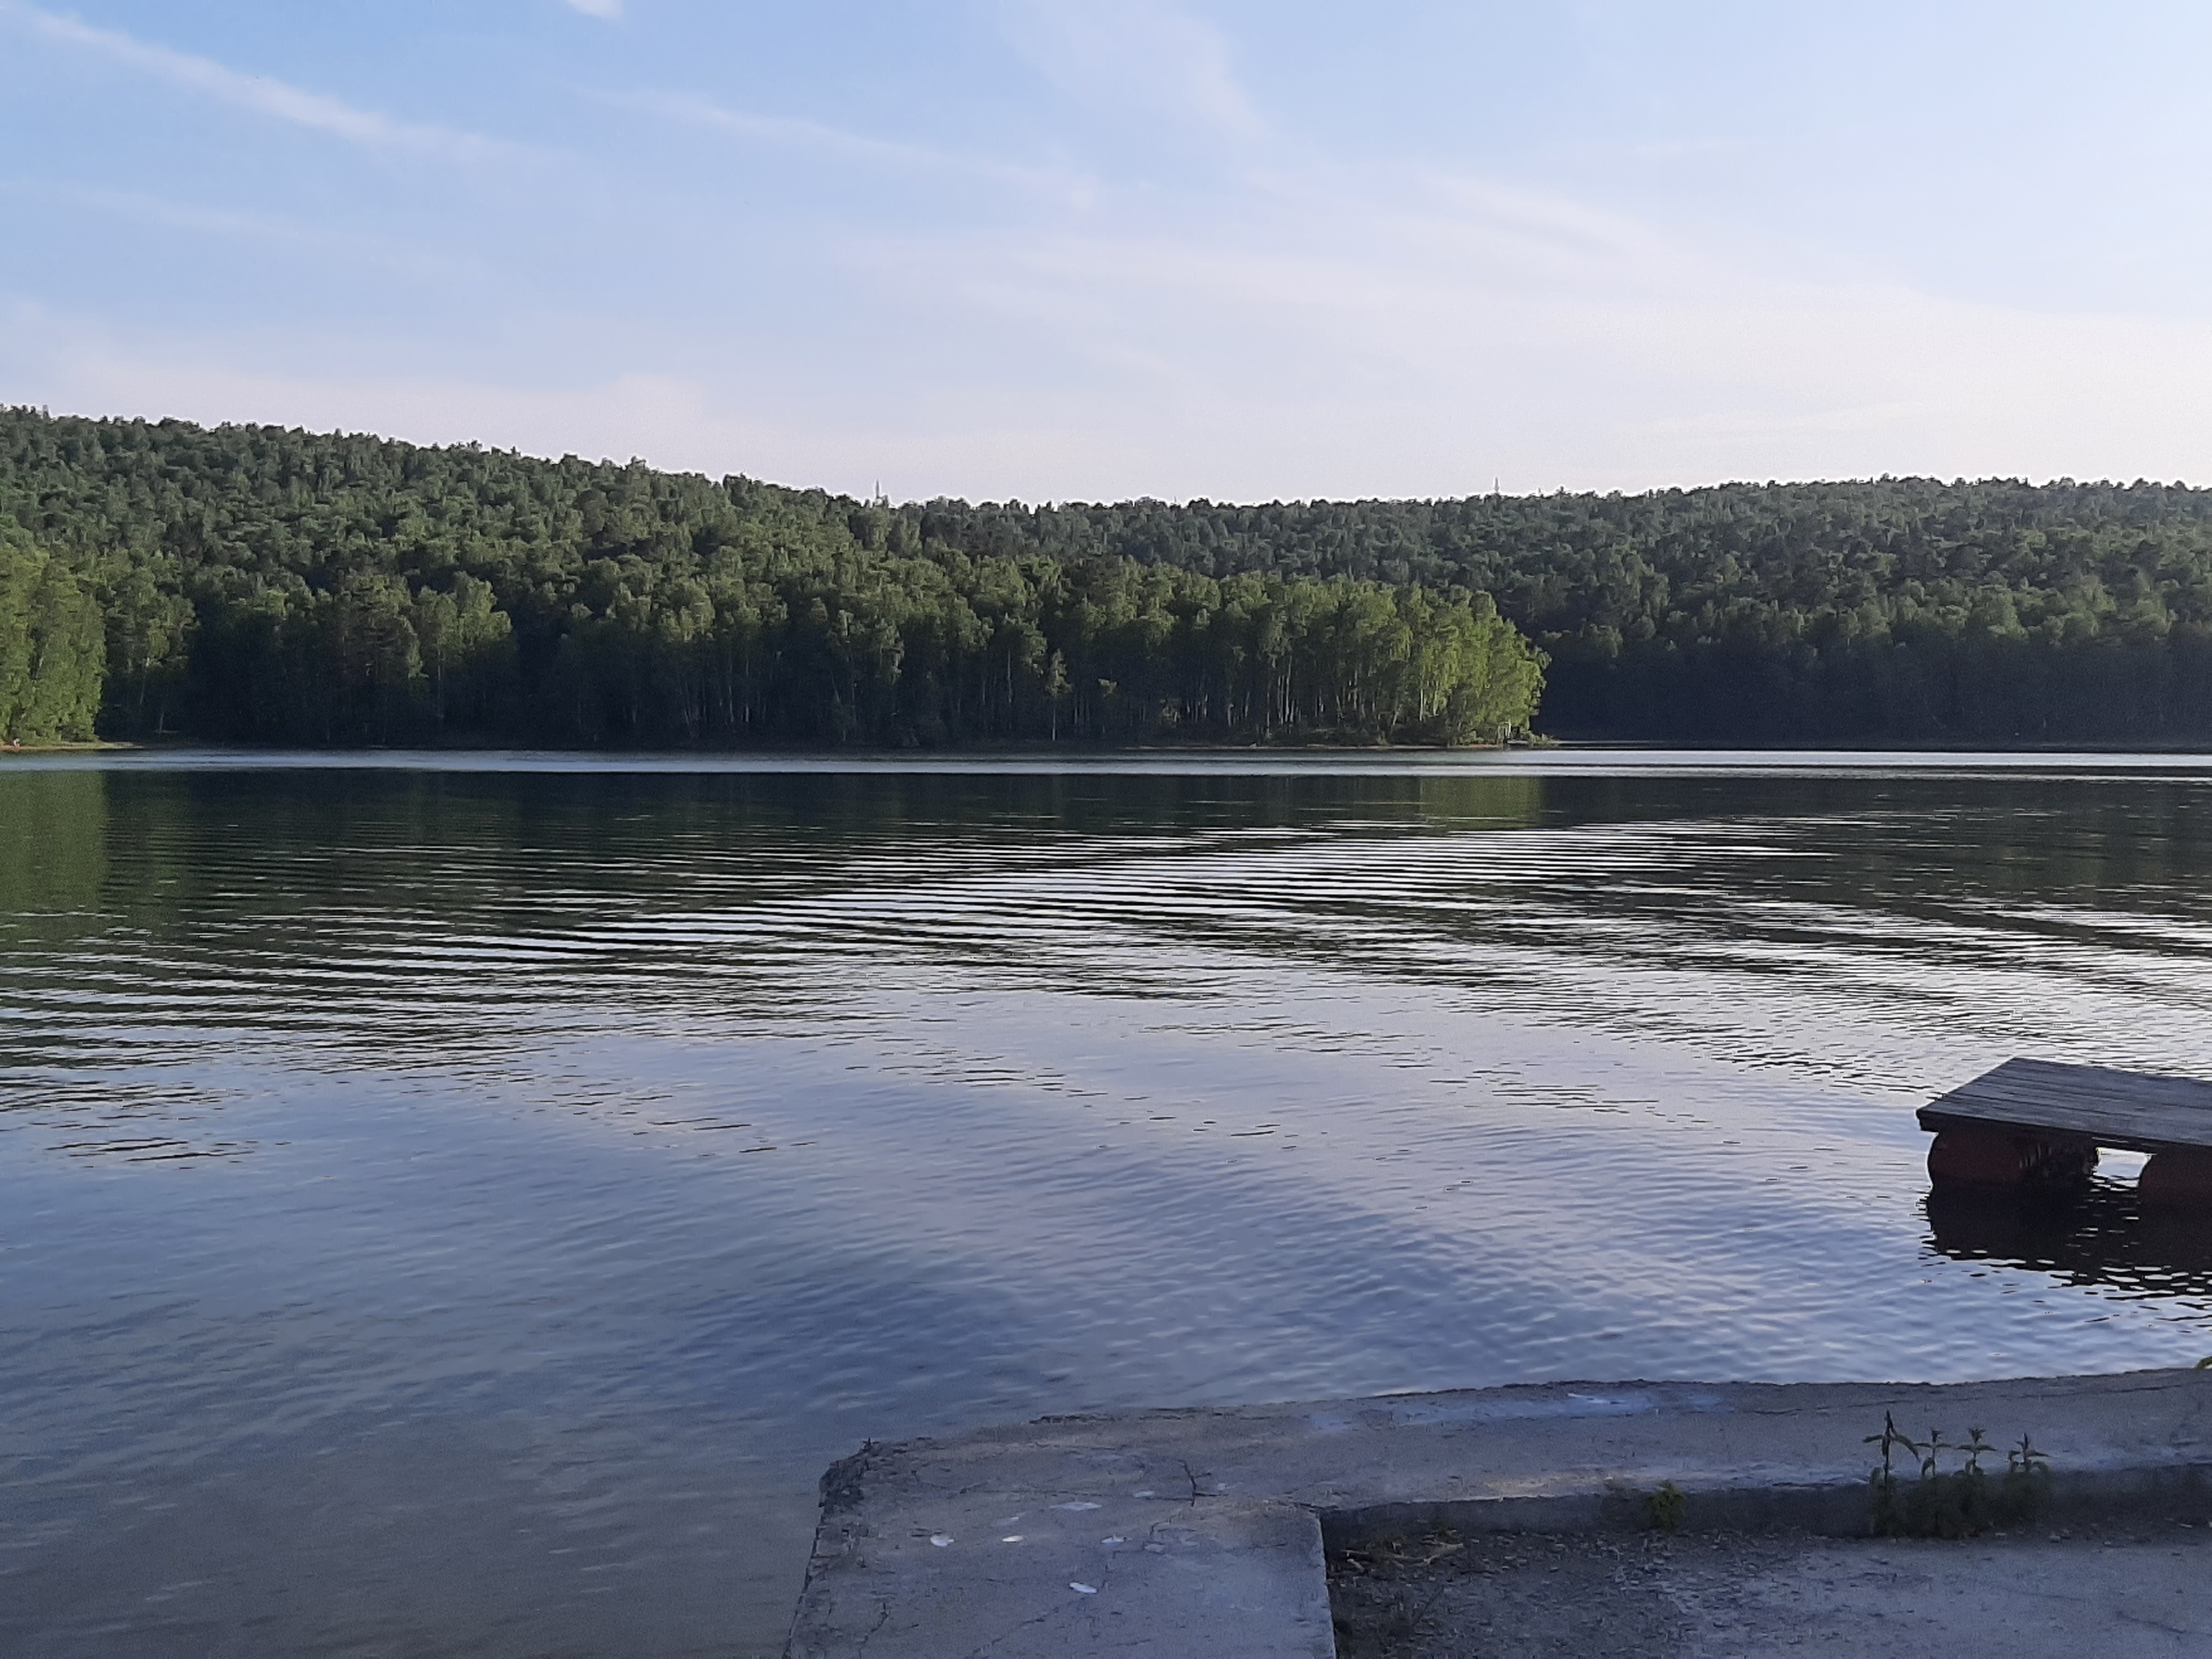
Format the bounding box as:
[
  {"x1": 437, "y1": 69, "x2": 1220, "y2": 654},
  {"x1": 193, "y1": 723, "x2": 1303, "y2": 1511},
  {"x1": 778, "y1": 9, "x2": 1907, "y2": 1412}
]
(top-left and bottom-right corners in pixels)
[{"x1": 782, "y1": 1370, "x2": 2212, "y2": 1658}]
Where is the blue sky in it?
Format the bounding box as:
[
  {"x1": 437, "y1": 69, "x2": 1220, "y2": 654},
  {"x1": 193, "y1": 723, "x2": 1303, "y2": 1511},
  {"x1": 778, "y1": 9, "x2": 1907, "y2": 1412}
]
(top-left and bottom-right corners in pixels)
[{"x1": 5, "y1": 1, "x2": 2211, "y2": 501}]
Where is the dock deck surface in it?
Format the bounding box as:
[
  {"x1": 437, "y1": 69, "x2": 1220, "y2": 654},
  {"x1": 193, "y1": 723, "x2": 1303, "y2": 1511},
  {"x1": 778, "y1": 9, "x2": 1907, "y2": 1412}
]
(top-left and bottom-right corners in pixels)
[{"x1": 1917, "y1": 1059, "x2": 2212, "y2": 1156}]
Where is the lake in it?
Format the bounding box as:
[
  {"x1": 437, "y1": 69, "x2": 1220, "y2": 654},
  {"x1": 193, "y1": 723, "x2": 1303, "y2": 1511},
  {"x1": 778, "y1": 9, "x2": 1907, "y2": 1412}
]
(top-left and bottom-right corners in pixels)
[{"x1": 4, "y1": 750, "x2": 2211, "y2": 1657}]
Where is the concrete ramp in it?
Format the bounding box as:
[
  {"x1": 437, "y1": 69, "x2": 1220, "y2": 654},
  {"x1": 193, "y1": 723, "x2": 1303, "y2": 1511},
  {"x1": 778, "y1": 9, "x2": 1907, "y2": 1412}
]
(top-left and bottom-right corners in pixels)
[
  {"x1": 787, "y1": 1475, "x2": 1330, "y2": 1659},
  {"x1": 783, "y1": 1371, "x2": 2212, "y2": 1659}
]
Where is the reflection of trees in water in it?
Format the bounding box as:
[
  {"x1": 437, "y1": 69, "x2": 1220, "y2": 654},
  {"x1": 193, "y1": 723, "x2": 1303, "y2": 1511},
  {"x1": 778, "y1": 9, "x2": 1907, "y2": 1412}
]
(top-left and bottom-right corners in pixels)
[
  {"x1": 14, "y1": 767, "x2": 2211, "y2": 1079},
  {"x1": 0, "y1": 771, "x2": 104, "y2": 898},
  {"x1": 64, "y1": 768, "x2": 1549, "y2": 924},
  {"x1": 0, "y1": 771, "x2": 105, "y2": 943},
  {"x1": 1810, "y1": 786, "x2": 2212, "y2": 915},
  {"x1": 41, "y1": 768, "x2": 2212, "y2": 931},
  {"x1": 30, "y1": 768, "x2": 2209, "y2": 1055},
  {"x1": 1925, "y1": 1182, "x2": 2212, "y2": 1303},
  {"x1": 1548, "y1": 775, "x2": 2212, "y2": 919}
]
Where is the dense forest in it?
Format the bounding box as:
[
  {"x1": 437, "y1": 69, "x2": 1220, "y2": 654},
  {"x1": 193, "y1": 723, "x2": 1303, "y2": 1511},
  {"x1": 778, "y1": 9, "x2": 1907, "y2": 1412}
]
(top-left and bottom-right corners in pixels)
[
  {"x1": 0, "y1": 410, "x2": 1541, "y2": 748},
  {"x1": 3, "y1": 405, "x2": 2210, "y2": 747},
  {"x1": 910, "y1": 484, "x2": 2212, "y2": 744}
]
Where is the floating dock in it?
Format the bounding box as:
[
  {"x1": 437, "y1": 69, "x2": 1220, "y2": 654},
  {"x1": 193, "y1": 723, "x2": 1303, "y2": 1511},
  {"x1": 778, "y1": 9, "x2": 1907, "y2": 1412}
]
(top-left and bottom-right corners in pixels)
[{"x1": 1920, "y1": 1059, "x2": 2212, "y2": 1200}]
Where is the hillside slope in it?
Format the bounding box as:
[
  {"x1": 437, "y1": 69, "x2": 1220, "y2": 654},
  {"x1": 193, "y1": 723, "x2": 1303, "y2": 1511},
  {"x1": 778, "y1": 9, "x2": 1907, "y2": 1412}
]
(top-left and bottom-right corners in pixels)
[
  {"x1": 6, "y1": 406, "x2": 2208, "y2": 746},
  {"x1": 0, "y1": 410, "x2": 1540, "y2": 748}
]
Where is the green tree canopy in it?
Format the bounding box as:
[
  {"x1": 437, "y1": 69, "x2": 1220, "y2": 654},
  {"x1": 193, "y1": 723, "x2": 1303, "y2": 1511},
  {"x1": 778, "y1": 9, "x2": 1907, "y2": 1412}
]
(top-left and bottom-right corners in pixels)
[
  {"x1": 0, "y1": 525, "x2": 104, "y2": 743},
  {"x1": 0, "y1": 409, "x2": 1542, "y2": 748},
  {"x1": 22, "y1": 404, "x2": 2211, "y2": 747}
]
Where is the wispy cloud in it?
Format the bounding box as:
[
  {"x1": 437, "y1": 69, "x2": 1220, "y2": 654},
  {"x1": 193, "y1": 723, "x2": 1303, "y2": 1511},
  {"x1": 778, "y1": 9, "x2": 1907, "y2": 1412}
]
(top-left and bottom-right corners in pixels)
[
  {"x1": 997, "y1": 0, "x2": 1267, "y2": 142},
  {"x1": 13, "y1": 4, "x2": 2211, "y2": 501},
  {"x1": 564, "y1": 0, "x2": 623, "y2": 18},
  {"x1": 613, "y1": 88, "x2": 1096, "y2": 205},
  {"x1": 825, "y1": 148, "x2": 2212, "y2": 498},
  {"x1": 3, "y1": 3, "x2": 525, "y2": 161}
]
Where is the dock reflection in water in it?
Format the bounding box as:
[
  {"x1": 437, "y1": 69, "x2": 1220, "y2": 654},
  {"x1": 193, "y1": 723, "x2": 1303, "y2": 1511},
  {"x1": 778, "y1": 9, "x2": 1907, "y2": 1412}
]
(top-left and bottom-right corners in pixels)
[{"x1": 1927, "y1": 1181, "x2": 2212, "y2": 1300}]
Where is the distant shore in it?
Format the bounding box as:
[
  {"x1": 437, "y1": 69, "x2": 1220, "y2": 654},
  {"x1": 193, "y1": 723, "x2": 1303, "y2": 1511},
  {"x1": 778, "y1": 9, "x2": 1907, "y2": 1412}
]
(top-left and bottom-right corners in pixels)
[{"x1": 14, "y1": 736, "x2": 2212, "y2": 760}]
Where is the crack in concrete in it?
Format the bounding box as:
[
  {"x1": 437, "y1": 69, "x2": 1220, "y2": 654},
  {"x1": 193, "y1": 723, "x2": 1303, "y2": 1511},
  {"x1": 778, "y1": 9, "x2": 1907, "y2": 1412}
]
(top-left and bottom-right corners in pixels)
[
  {"x1": 2111, "y1": 1605, "x2": 2212, "y2": 1638},
  {"x1": 959, "y1": 1600, "x2": 1069, "y2": 1659},
  {"x1": 851, "y1": 1597, "x2": 891, "y2": 1657}
]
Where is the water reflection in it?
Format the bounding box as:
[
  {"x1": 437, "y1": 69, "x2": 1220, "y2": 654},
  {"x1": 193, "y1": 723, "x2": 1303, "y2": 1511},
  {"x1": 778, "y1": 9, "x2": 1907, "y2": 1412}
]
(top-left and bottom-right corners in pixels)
[
  {"x1": 0, "y1": 769, "x2": 105, "y2": 913},
  {"x1": 1927, "y1": 1181, "x2": 2212, "y2": 1301}
]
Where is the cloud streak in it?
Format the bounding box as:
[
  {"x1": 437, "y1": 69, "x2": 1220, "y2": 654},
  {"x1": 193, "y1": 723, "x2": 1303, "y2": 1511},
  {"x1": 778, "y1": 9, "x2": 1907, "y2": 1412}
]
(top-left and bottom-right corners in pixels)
[
  {"x1": 4, "y1": 3, "x2": 523, "y2": 161},
  {"x1": 827, "y1": 150, "x2": 2212, "y2": 497},
  {"x1": 997, "y1": 0, "x2": 1267, "y2": 142},
  {"x1": 614, "y1": 88, "x2": 1096, "y2": 204}
]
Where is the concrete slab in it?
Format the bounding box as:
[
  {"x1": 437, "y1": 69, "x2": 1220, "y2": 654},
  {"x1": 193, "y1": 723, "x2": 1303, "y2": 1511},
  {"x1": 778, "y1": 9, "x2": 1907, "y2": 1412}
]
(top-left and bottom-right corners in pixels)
[
  {"x1": 786, "y1": 1474, "x2": 1329, "y2": 1659},
  {"x1": 783, "y1": 1370, "x2": 2212, "y2": 1658},
  {"x1": 1330, "y1": 1525, "x2": 2212, "y2": 1658},
  {"x1": 1694, "y1": 1532, "x2": 2212, "y2": 1658}
]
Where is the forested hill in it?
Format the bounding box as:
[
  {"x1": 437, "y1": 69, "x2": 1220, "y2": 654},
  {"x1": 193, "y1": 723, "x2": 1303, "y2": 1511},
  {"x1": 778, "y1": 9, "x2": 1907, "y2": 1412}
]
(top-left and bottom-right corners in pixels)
[
  {"x1": 3, "y1": 405, "x2": 2210, "y2": 748},
  {"x1": 913, "y1": 482, "x2": 2212, "y2": 743},
  {"x1": 0, "y1": 410, "x2": 1542, "y2": 749}
]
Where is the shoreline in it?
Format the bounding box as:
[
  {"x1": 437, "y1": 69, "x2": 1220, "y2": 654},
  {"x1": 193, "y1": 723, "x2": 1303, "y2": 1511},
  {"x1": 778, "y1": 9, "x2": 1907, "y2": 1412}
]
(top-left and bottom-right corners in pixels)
[{"x1": 10, "y1": 737, "x2": 2212, "y2": 761}]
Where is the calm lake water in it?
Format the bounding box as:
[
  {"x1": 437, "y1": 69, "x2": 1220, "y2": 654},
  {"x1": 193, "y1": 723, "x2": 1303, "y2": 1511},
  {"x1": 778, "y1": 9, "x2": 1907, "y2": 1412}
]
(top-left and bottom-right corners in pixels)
[{"x1": 5, "y1": 751, "x2": 2212, "y2": 1657}]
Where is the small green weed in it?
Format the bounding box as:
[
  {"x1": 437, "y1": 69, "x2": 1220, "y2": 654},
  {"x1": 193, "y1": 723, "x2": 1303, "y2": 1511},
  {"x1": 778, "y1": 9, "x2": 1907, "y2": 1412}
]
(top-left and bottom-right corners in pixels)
[
  {"x1": 1645, "y1": 1481, "x2": 1688, "y2": 1533},
  {"x1": 1865, "y1": 1413, "x2": 2049, "y2": 1538}
]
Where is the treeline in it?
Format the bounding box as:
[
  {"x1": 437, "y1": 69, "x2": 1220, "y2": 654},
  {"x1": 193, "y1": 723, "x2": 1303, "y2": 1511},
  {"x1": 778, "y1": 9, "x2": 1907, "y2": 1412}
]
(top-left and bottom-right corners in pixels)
[
  {"x1": 0, "y1": 410, "x2": 1542, "y2": 748},
  {"x1": 10, "y1": 404, "x2": 2212, "y2": 748},
  {"x1": 911, "y1": 485, "x2": 2212, "y2": 743}
]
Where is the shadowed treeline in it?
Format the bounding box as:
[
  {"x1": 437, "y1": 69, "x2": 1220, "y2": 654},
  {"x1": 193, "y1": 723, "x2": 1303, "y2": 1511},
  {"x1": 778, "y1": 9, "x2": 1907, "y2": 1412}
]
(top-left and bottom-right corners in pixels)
[
  {"x1": 918, "y1": 483, "x2": 2212, "y2": 744},
  {"x1": 0, "y1": 411, "x2": 1543, "y2": 749}
]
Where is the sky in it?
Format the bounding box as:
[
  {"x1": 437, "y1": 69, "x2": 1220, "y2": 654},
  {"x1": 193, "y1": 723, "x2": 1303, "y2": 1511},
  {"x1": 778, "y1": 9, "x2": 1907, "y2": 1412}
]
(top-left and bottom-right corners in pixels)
[{"x1": 4, "y1": 1, "x2": 2211, "y2": 503}]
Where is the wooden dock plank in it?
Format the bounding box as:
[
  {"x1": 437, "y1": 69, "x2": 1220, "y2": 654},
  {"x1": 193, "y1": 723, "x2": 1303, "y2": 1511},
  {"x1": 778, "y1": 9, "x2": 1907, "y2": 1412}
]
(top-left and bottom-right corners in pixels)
[{"x1": 1918, "y1": 1058, "x2": 2212, "y2": 1157}]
